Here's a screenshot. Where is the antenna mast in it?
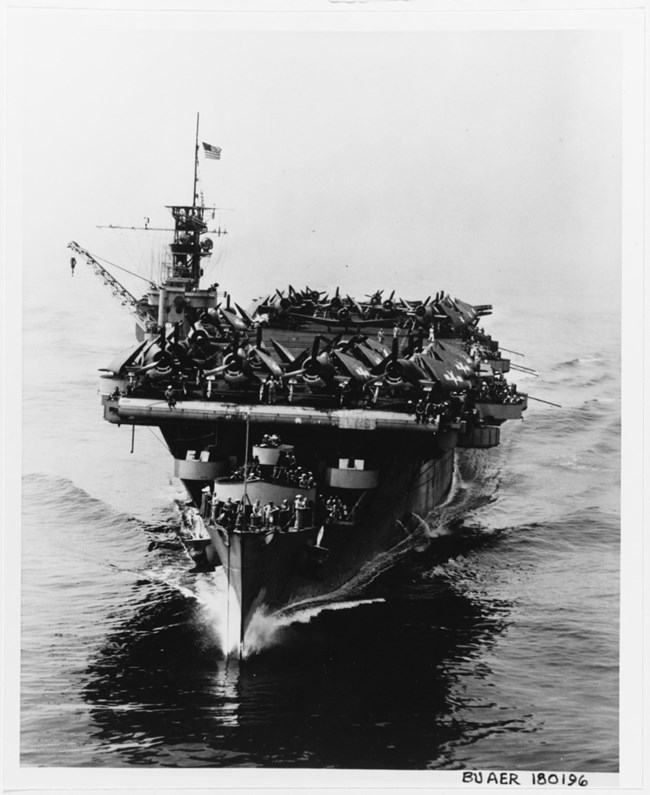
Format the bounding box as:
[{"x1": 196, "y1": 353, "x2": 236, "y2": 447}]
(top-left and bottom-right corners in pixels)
[{"x1": 192, "y1": 112, "x2": 200, "y2": 207}]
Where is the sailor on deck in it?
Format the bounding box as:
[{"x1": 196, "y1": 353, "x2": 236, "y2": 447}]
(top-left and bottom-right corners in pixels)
[
  {"x1": 267, "y1": 377, "x2": 277, "y2": 405},
  {"x1": 251, "y1": 500, "x2": 264, "y2": 527},
  {"x1": 264, "y1": 501, "x2": 277, "y2": 527},
  {"x1": 210, "y1": 490, "x2": 220, "y2": 522},
  {"x1": 164, "y1": 385, "x2": 176, "y2": 409},
  {"x1": 219, "y1": 497, "x2": 235, "y2": 527}
]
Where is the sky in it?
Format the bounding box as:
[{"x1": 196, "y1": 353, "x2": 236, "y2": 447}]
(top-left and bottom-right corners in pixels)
[{"x1": 11, "y1": 9, "x2": 624, "y2": 308}]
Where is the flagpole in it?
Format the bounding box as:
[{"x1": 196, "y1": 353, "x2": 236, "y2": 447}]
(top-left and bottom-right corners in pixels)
[{"x1": 193, "y1": 112, "x2": 200, "y2": 207}]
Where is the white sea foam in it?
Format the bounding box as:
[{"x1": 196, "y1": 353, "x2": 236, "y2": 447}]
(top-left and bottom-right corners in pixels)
[{"x1": 242, "y1": 597, "x2": 386, "y2": 658}]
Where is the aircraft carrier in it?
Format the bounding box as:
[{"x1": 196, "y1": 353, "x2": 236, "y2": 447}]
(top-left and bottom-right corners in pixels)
[{"x1": 68, "y1": 124, "x2": 528, "y2": 654}]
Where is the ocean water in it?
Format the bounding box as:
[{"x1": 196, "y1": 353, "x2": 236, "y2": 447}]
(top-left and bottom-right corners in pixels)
[{"x1": 18, "y1": 265, "x2": 620, "y2": 771}]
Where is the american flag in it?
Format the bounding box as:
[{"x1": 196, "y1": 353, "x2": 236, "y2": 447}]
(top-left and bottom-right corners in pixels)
[{"x1": 202, "y1": 142, "x2": 222, "y2": 160}]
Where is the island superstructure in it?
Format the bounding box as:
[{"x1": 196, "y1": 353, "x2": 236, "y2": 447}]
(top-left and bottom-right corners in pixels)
[{"x1": 68, "y1": 124, "x2": 528, "y2": 654}]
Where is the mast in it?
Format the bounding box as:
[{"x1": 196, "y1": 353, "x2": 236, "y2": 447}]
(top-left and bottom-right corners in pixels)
[
  {"x1": 192, "y1": 112, "x2": 200, "y2": 207},
  {"x1": 163, "y1": 113, "x2": 223, "y2": 290}
]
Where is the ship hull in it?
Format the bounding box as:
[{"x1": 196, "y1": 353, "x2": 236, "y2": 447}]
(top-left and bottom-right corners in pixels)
[{"x1": 205, "y1": 448, "x2": 454, "y2": 645}]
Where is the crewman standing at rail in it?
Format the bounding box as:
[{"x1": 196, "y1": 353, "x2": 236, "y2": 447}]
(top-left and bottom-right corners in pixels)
[{"x1": 165, "y1": 385, "x2": 177, "y2": 409}]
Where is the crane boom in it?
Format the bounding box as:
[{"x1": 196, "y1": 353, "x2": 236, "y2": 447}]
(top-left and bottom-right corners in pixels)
[{"x1": 67, "y1": 241, "x2": 151, "y2": 330}]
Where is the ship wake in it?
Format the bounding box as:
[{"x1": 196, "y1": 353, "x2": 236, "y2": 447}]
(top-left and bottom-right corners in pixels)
[{"x1": 241, "y1": 597, "x2": 386, "y2": 658}]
